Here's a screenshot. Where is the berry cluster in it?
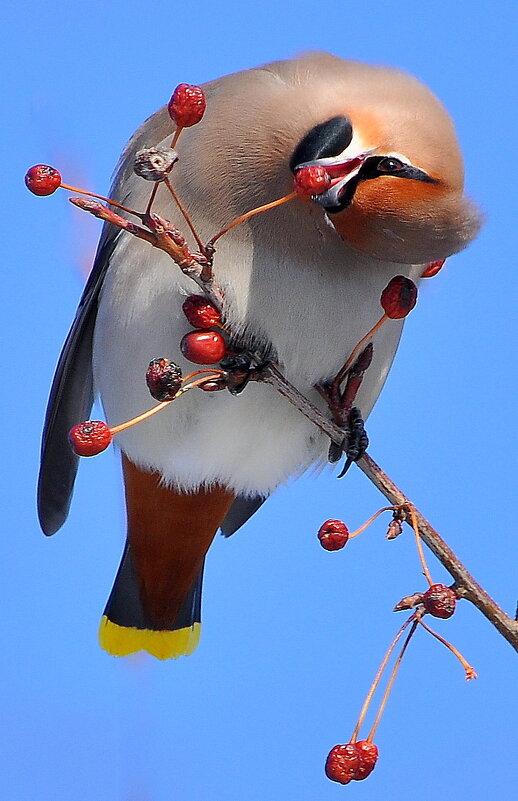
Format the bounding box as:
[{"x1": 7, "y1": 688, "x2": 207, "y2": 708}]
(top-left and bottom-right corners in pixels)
[
  {"x1": 180, "y1": 295, "x2": 227, "y2": 365},
  {"x1": 325, "y1": 740, "x2": 379, "y2": 785},
  {"x1": 316, "y1": 503, "x2": 475, "y2": 784}
]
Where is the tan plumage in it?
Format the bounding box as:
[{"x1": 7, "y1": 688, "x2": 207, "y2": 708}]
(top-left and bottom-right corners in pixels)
[{"x1": 39, "y1": 52, "x2": 481, "y2": 658}]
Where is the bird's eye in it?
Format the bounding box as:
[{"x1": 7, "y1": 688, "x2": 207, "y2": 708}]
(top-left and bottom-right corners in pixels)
[{"x1": 377, "y1": 157, "x2": 405, "y2": 173}]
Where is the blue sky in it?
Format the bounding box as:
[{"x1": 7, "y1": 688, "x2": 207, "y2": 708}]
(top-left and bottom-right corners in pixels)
[{"x1": 2, "y1": 1, "x2": 517, "y2": 799}]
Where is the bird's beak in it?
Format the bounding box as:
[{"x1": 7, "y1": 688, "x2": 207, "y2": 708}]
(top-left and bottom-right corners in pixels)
[{"x1": 295, "y1": 151, "x2": 371, "y2": 210}]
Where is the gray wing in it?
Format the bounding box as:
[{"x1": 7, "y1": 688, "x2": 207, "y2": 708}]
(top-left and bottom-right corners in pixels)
[
  {"x1": 37, "y1": 226, "x2": 119, "y2": 536},
  {"x1": 220, "y1": 495, "x2": 266, "y2": 537}
]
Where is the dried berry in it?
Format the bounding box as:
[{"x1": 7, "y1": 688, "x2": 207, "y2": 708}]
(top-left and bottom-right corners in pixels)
[
  {"x1": 180, "y1": 330, "x2": 227, "y2": 364},
  {"x1": 386, "y1": 519, "x2": 404, "y2": 539},
  {"x1": 325, "y1": 744, "x2": 359, "y2": 785},
  {"x1": 318, "y1": 519, "x2": 349, "y2": 551},
  {"x1": 380, "y1": 275, "x2": 418, "y2": 319},
  {"x1": 182, "y1": 295, "x2": 221, "y2": 328},
  {"x1": 421, "y1": 259, "x2": 445, "y2": 278},
  {"x1": 294, "y1": 165, "x2": 332, "y2": 196},
  {"x1": 325, "y1": 741, "x2": 379, "y2": 784},
  {"x1": 354, "y1": 740, "x2": 379, "y2": 780},
  {"x1": 168, "y1": 84, "x2": 206, "y2": 128},
  {"x1": 25, "y1": 164, "x2": 62, "y2": 196},
  {"x1": 146, "y1": 358, "x2": 183, "y2": 401},
  {"x1": 133, "y1": 147, "x2": 178, "y2": 181},
  {"x1": 68, "y1": 420, "x2": 112, "y2": 457},
  {"x1": 422, "y1": 583, "x2": 457, "y2": 619}
]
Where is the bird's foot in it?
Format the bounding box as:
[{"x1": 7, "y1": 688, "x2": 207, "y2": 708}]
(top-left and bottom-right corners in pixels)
[
  {"x1": 219, "y1": 352, "x2": 273, "y2": 395},
  {"x1": 336, "y1": 406, "x2": 369, "y2": 477}
]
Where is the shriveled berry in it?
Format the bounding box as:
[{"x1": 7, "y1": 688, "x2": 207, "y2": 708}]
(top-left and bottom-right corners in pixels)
[
  {"x1": 133, "y1": 147, "x2": 178, "y2": 181},
  {"x1": 421, "y1": 259, "x2": 445, "y2": 278},
  {"x1": 422, "y1": 583, "x2": 457, "y2": 619},
  {"x1": 168, "y1": 84, "x2": 206, "y2": 128},
  {"x1": 180, "y1": 330, "x2": 227, "y2": 364},
  {"x1": 386, "y1": 519, "x2": 404, "y2": 539},
  {"x1": 318, "y1": 519, "x2": 349, "y2": 551},
  {"x1": 25, "y1": 164, "x2": 62, "y2": 196},
  {"x1": 182, "y1": 295, "x2": 221, "y2": 328},
  {"x1": 146, "y1": 358, "x2": 183, "y2": 401},
  {"x1": 354, "y1": 740, "x2": 379, "y2": 780},
  {"x1": 294, "y1": 165, "x2": 332, "y2": 196},
  {"x1": 325, "y1": 744, "x2": 359, "y2": 785},
  {"x1": 380, "y1": 275, "x2": 418, "y2": 319},
  {"x1": 68, "y1": 420, "x2": 112, "y2": 457}
]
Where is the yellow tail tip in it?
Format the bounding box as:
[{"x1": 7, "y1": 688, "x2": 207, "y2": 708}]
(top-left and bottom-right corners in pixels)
[{"x1": 98, "y1": 616, "x2": 201, "y2": 660}]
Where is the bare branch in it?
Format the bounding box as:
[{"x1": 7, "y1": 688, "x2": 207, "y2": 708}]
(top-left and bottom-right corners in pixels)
[{"x1": 69, "y1": 186, "x2": 518, "y2": 653}]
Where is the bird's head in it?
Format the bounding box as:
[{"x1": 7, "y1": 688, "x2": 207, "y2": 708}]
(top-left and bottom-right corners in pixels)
[
  {"x1": 282, "y1": 54, "x2": 481, "y2": 263},
  {"x1": 180, "y1": 53, "x2": 481, "y2": 265}
]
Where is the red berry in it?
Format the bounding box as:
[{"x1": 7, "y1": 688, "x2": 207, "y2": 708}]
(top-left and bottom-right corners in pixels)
[
  {"x1": 180, "y1": 330, "x2": 227, "y2": 364},
  {"x1": 354, "y1": 740, "x2": 379, "y2": 780},
  {"x1": 318, "y1": 519, "x2": 349, "y2": 551},
  {"x1": 68, "y1": 420, "x2": 112, "y2": 457},
  {"x1": 25, "y1": 164, "x2": 62, "y2": 196},
  {"x1": 380, "y1": 275, "x2": 418, "y2": 319},
  {"x1": 325, "y1": 744, "x2": 359, "y2": 785},
  {"x1": 325, "y1": 741, "x2": 379, "y2": 784},
  {"x1": 422, "y1": 583, "x2": 457, "y2": 619},
  {"x1": 168, "y1": 84, "x2": 206, "y2": 128},
  {"x1": 294, "y1": 165, "x2": 332, "y2": 196},
  {"x1": 421, "y1": 259, "x2": 445, "y2": 278},
  {"x1": 146, "y1": 358, "x2": 183, "y2": 401},
  {"x1": 182, "y1": 295, "x2": 221, "y2": 328}
]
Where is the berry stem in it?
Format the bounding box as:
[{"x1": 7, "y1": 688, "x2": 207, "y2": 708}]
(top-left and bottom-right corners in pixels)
[
  {"x1": 408, "y1": 504, "x2": 434, "y2": 587},
  {"x1": 109, "y1": 371, "x2": 223, "y2": 435},
  {"x1": 145, "y1": 182, "x2": 160, "y2": 216},
  {"x1": 171, "y1": 127, "x2": 183, "y2": 149},
  {"x1": 182, "y1": 369, "x2": 226, "y2": 384},
  {"x1": 349, "y1": 506, "x2": 396, "y2": 539},
  {"x1": 60, "y1": 183, "x2": 142, "y2": 218},
  {"x1": 334, "y1": 314, "x2": 387, "y2": 389},
  {"x1": 366, "y1": 619, "x2": 419, "y2": 742},
  {"x1": 109, "y1": 400, "x2": 173, "y2": 435},
  {"x1": 207, "y1": 192, "x2": 297, "y2": 247},
  {"x1": 417, "y1": 617, "x2": 477, "y2": 680},
  {"x1": 164, "y1": 178, "x2": 205, "y2": 252},
  {"x1": 350, "y1": 615, "x2": 416, "y2": 743}
]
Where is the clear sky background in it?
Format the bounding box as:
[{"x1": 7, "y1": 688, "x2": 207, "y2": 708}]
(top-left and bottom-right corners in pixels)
[{"x1": 2, "y1": 1, "x2": 517, "y2": 799}]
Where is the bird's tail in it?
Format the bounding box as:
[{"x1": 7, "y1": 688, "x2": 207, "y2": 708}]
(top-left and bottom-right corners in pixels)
[
  {"x1": 99, "y1": 541, "x2": 203, "y2": 660},
  {"x1": 98, "y1": 455, "x2": 235, "y2": 660}
]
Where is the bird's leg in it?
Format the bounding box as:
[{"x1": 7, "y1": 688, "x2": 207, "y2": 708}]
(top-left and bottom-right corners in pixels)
[{"x1": 317, "y1": 343, "x2": 373, "y2": 471}]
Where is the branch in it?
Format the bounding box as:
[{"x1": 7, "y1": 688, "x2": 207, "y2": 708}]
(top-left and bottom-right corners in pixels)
[
  {"x1": 70, "y1": 182, "x2": 518, "y2": 653},
  {"x1": 259, "y1": 364, "x2": 518, "y2": 651}
]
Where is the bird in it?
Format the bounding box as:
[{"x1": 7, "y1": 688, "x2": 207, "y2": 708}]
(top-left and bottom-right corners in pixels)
[{"x1": 37, "y1": 52, "x2": 480, "y2": 659}]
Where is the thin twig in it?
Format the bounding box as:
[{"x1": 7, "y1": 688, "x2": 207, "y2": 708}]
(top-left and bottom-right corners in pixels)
[
  {"x1": 258, "y1": 364, "x2": 518, "y2": 651},
  {"x1": 356, "y1": 453, "x2": 518, "y2": 651}
]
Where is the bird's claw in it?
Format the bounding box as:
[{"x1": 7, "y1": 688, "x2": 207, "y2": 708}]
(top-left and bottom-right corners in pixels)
[{"x1": 336, "y1": 407, "x2": 369, "y2": 478}]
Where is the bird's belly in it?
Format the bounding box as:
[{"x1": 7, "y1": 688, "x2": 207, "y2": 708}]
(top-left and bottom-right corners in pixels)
[{"x1": 93, "y1": 235, "x2": 416, "y2": 495}]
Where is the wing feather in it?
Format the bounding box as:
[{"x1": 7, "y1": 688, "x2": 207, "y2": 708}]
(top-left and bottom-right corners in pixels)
[{"x1": 37, "y1": 227, "x2": 119, "y2": 535}]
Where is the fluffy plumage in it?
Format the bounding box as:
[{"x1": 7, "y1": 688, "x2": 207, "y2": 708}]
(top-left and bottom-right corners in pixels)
[{"x1": 38, "y1": 52, "x2": 480, "y2": 657}]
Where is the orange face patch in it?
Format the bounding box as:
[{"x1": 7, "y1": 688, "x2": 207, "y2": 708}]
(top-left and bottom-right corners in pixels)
[{"x1": 331, "y1": 175, "x2": 447, "y2": 254}]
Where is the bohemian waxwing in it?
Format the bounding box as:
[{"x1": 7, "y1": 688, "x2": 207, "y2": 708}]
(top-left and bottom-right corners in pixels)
[{"x1": 38, "y1": 52, "x2": 481, "y2": 659}]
